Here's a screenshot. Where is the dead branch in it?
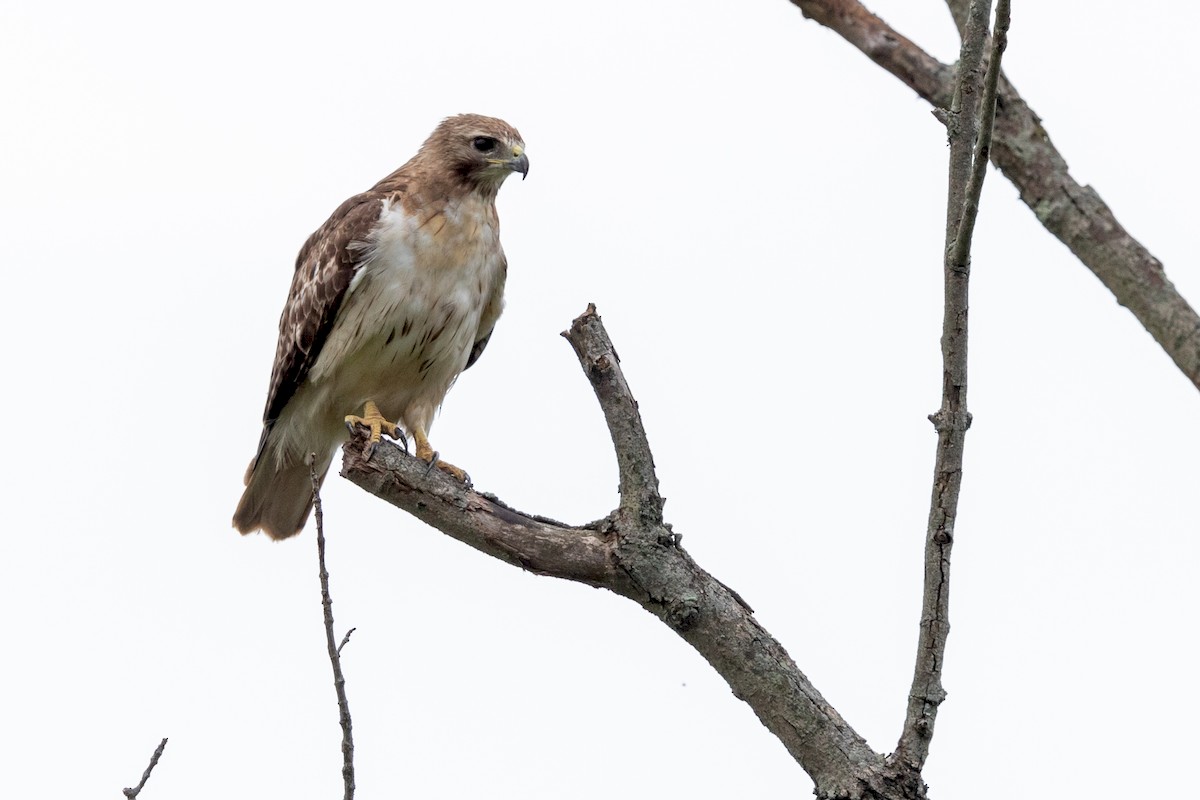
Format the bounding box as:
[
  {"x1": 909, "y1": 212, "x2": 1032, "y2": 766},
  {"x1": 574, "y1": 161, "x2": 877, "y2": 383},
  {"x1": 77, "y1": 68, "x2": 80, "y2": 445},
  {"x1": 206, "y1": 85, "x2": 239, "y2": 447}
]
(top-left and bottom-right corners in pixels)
[
  {"x1": 311, "y1": 459, "x2": 355, "y2": 800},
  {"x1": 789, "y1": 0, "x2": 1200, "y2": 391},
  {"x1": 562, "y1": 308, "x2": 664, "y2": 526},
  {"x1": 894, "y1": 0, "x2": 1008, "y2": 771},
  {"x1": 342, "y1": 304, "x2": 925, "y2": 799},
  {"x1": 122, "y1": 738, "x2": 167, "y2": 799}
]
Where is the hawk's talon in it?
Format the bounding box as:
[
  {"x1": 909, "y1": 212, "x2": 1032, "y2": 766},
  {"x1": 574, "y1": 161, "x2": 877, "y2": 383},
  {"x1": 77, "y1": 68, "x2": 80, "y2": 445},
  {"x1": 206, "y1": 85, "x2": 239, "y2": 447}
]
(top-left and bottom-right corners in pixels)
[
  {"x1": 412, "y1": 430, "x2": 470, "y2": 483},
  {"x1": 433, "y1": 459, "x2": 469, "y2": 483},
  {"x1": 344, "y1": 400, "x2": 400, "y2": 448}
]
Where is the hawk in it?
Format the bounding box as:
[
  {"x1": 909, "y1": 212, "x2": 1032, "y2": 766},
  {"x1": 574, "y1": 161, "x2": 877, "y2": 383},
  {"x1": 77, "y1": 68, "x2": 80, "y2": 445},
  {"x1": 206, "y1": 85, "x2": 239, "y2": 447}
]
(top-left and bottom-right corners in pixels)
[{"x1": 233, "y1": 114, "x2": 528, "y2": 539}]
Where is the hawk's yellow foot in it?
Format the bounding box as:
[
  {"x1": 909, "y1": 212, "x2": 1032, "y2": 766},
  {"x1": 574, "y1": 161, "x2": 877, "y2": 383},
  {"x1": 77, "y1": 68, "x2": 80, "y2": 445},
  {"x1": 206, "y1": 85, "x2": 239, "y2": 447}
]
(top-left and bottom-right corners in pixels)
[
  {"x1": 412, "y1": 428, "x2": 470, "y2": 484},
  {"x1": 345, "y1": 400, "x2": 405, "y2": 458}
]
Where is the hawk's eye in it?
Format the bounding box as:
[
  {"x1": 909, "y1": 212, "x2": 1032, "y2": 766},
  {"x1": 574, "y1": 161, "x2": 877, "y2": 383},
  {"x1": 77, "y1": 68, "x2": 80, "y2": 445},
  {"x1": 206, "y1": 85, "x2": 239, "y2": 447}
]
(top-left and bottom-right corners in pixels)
[{"x1": 472, "y1": 136, "x2": 498, "y2": 153}]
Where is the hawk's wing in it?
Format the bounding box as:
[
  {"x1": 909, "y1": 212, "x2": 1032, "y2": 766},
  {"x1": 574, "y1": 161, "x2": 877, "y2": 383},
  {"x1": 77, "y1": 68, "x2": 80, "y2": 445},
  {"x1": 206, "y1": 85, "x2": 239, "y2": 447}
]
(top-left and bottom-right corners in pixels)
[
  {"x1": 463, "y1": 253, "x2": 507, "y2": 372},
  {"x1": 261, "y1": 193, "x2": 384, "y2": 427}
]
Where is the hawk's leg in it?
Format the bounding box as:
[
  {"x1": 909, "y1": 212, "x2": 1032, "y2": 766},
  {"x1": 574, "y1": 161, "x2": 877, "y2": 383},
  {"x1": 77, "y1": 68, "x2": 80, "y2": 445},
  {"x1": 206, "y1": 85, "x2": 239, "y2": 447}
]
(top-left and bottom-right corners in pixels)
[
  {"x1": 345, "y1": 400, "x2": 407, "y2": 459},
  {"x1": 411, "y1": 428, "x2": 470, "y2": 484}
]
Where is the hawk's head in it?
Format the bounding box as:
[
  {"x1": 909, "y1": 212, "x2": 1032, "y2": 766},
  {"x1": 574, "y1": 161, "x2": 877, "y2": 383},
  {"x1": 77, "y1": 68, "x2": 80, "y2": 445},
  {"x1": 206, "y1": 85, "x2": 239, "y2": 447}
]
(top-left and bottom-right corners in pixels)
[{"x1": 420, "y1": 114, "x2": 528, "y2": 196}]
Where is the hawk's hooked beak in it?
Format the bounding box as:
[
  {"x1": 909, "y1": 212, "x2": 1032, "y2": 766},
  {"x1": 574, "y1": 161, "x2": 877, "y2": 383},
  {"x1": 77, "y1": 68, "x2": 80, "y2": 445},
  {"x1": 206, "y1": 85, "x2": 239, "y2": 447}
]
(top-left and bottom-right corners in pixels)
[
  {"x1": 509, "y1": 146, "x2": 529, "y2": 180},
  {"x1": 487, "y1": 146, "x2": 529, "y2": 180}
]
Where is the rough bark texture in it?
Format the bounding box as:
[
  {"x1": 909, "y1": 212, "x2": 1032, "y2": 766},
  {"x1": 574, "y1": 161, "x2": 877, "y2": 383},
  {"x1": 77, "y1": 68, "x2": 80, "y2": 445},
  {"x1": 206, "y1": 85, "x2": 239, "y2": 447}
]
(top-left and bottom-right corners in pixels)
[
  {"x1": 790, "y1": 0, "x2": 1200, "y2": 391},
  {"x1": 342, "y1": 305, "x2": 927, "y2": 800},
  {"x1": 894, "y1": 0, "x2": 993, "y2": 771}
]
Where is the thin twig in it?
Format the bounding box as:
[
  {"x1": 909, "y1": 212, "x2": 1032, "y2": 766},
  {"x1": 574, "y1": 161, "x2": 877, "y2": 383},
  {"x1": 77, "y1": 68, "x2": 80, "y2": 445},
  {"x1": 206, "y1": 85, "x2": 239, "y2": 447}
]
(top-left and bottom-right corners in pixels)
[
  {"x1": 942, "y1": 0, "x2": 991, "y2": 236},
  {"x1": 337, "y1": 627, "x2": 357, "y2": 655},
  {"x1": 122, "y1": 737, "x2": 167, "y2": 799},
  {"x1": 951, "y1": 0, "x2": 1011, "y2": 269},
  {"x1": 311, "y1": 457, "x2": 355, "y2": 800},
  {"x1": 895, "y1": 0, "x2": 1008, "y2": 772}
]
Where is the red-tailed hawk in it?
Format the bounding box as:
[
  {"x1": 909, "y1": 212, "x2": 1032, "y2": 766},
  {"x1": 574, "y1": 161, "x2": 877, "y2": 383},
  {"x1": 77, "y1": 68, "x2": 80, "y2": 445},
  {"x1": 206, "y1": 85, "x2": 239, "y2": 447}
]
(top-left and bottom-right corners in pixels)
[{"x1": 233, "y1": 114, "x2": 527, "y2": 539}]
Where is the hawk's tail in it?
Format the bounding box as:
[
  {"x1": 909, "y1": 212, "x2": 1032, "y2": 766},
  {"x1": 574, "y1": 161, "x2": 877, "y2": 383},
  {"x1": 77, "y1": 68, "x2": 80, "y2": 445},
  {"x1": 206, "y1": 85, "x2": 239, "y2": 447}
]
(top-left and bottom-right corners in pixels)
[{"x1": 233, "y1": 450, "x2": 334, "y2": 540}]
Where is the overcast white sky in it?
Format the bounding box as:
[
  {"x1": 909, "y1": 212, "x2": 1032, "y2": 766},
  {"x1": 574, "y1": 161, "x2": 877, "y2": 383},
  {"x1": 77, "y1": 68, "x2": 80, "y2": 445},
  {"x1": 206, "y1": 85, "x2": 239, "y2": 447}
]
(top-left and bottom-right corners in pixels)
[{"x1": 2, "y1": 1, "x2": 1197, "y2": 797}]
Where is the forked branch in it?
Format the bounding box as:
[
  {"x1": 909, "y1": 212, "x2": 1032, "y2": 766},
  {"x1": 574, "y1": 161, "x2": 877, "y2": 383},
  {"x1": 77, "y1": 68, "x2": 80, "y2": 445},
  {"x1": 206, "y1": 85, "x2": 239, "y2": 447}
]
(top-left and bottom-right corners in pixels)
[
  {"x1": 895, "y1": 0, "x2": 1008, "y2": 770},
  {"x1": 343, "y1": 304, "x2": 922, "y2": 799},
  {"x1": 790, "y1": 0, "x2": 1200, "y2": 390}
]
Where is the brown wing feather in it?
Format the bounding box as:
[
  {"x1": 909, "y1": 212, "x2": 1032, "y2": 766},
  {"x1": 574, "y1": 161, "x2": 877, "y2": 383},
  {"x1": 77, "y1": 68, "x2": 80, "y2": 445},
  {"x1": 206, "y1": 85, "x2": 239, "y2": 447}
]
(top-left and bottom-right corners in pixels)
[
  {"x1": 463, "y1": 253, "x2": 507, "y2": 371},
  {"x1": 261, "y1": 194, "x2": 384, "y2": 426},
  {"x1": 463, "y1": 331, "x2": 491, "y2": 371}
]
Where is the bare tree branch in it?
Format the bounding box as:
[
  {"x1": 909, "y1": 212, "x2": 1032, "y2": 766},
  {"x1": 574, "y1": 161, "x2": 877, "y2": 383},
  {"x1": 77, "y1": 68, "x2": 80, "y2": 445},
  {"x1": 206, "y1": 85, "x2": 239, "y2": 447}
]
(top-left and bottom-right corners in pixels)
[
  {"x1": 311, "y1": 459, "x2": 355, "y2": 800},
  {"x1": 342, "y1": 447, "x2": 613, "y2": 584},
  {"x1": 337, "y1": 627, "x2": 357, "y2": 656},
  {"x1": 951, "y1": 0, "x2": 1008, "y2": 269},
  {"x1": 789, "y1": 0, "x2": 1200, "y2": 391},
  {"x1": 122, "y1": 737, "x2": 167, "y2": 799},
  {"x1": 562, "y1": 305, "x2": 665, "y2": 525},
  {"x1": 342, "y1": 305, "x2": 927, "y2": 799},
  {"x1": 896, "y1": 0, "x2": 1008, "y2": 771},
  {"x1": 942, "y1": 0, "x2": 991, "y2": 237}
]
